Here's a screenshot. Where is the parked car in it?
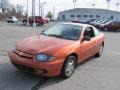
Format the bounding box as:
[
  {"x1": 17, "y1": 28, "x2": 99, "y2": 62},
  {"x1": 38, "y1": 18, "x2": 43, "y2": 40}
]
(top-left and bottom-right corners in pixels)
[
  {"x1": 89, "y1": 19, "x2": 99, "y2": 25},
  {"x1": 90, "y1": 19, "x2": 103, "y2": 26},
  {"x1": 72, "y1": 18, "x2": 79, "y2": 23},
  {"x1": 93, "y1": 20, "x2": 109, "y2": 28},
  {"x1": 99, "y1": 21, "x2": 120, "y2": 31},
  {"x1": 22, "y1": 16, "x2": 45, "y2": 26},
  {"x1": 7, "y1": 16, "x2": 18, "y2": 23},
  {"x1": 8, "y1": 22, "x2": 104, "y2": 78},
  {"x1": 72, "y1": 18, "x2": 93, "y2": 24},
  {"x1": 43, "y1": 17, "x2": 50, "y2": 23}
]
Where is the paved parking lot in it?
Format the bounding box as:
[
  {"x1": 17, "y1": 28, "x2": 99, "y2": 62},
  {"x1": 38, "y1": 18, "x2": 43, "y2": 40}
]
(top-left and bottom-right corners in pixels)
[{"x1": 0, "y1": 22, "x2": 120, "y2": 90}]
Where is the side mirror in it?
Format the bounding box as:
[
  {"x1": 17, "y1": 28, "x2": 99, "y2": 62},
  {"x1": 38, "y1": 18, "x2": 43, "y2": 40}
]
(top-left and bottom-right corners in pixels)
[{"x1": 82, "y1": 36, "x2": 91, "y2": 41}]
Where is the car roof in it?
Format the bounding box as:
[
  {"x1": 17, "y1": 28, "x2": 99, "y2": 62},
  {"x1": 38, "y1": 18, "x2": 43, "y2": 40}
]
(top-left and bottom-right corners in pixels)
[{"x1": 59, "y1": 22, "x2": 92, "y2": 28}]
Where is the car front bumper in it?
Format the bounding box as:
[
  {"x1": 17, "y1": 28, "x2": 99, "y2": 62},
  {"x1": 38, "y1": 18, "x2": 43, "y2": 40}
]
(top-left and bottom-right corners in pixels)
[{"x1": 8, "y1": 51, "x2": 64, "y2": 77}]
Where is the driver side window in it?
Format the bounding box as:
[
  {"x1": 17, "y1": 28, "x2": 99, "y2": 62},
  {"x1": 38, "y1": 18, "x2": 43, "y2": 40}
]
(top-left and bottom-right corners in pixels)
[{"x1": 83, "y1": 27, "x2": 95, "y2": 38}]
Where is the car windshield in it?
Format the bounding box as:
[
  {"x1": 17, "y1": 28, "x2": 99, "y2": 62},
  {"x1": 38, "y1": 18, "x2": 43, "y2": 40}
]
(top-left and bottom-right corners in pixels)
[
  {"x1": 8, "y1": 17, "x2": 12, "y2": 19},
  {"x1": 101, "y1": 20, "x2": 108, "y2": 24},
  {"x1": 42, "y1": 24, "x2": 82, "y2": 40}
]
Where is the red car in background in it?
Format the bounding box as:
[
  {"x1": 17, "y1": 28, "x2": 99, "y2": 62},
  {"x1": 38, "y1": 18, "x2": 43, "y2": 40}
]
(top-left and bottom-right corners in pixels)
[
  {"x1": 23, "y1": 16, "x2": 48, "y2": 26},
  {"x1": 99, "y1": 21, "x2": 120, "y2": 32}
]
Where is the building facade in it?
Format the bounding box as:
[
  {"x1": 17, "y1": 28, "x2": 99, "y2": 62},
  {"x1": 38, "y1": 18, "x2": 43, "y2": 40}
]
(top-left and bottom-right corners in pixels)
[{"x1": 58, "y1": 8, "x2": 120, "y2": 21}]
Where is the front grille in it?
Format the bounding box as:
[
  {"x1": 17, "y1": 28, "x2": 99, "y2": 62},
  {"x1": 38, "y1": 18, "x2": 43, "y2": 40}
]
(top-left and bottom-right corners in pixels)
[
  {"x1": 12, "y1": 62, "x2": 47, "y2": 75},
  {"x1": 12, "y1": 62, "x2": 35, "y2": 73},
  {"x1": 13, "y1": 49, "x2": 34, "y2": 59}
]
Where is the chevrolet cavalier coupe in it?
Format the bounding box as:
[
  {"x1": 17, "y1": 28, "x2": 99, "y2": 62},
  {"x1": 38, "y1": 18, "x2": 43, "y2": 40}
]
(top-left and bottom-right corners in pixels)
[{"x1": 8, "y1": 22, "x2": 104, "y2": 78}]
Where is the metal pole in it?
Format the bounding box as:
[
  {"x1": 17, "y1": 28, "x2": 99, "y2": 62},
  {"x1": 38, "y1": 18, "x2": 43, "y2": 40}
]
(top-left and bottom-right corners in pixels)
[
  {"x1": 116, "y1": 3, "x2": 119, "y2": 11},
  {"x1": 43, "y1": 2, "x2": 46, "y2": 17},
  {"x1": 32, "y1": 0, "x2": 36, "y2": 26},
  {"x1": 108, "y1": 2, "x2": 109, "y2": 20},
  {"x1": 53, "y1": 6, "x2": 55, "y2": 19},
  {"x1": 32, "y1": 0, "x2": 33, "y2": 16},
  {"x1": 107, "y1": 0, "x2": 111, "y2": 20},
  {"x1": 92, "y1": 4, "x2": 95, "y2": 8},
  {"x1": 108, "y1": 1, "x2": 110, "y2": 10},
  {"x1": 73, "y1": 0, "x2": 76, "y2": 9},
  {"x1": 73, "y1": 0, "x2": 75, "y2": 9},
  {"x1": 39, "y1": 0, "x2": 41, "y2": 16},
  {"x1": 107, "y1": 0, "x2": 111, "y2": 10},
  {"x1": 41, "y1": 4, "x2": 42, "y2": 16},
  {"x1": 27, "y1": 0, "x2": 29, "y2": 25},
  {"x1": 116, "y1": 3, "x2": 119, "y2": 21},
  {"x1": 43, "y1": 3, "x2": 44, "y2": 17}
]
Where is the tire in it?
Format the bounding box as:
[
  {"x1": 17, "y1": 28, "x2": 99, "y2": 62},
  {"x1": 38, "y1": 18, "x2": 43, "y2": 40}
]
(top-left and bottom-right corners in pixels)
[
  {"x1": 104, "y1": 28, "x2": 108, "y2": 31},
  {"x1": 61, "y1": 56, "x2": 76, "y2": 79},
  {"x1": 116, "y1": 29, "x2": 120, "y2": 32},
  {"x1": 23, "y1": 21, "x2": 27, "y2": 25},
  {"x1": 7, "y1": 21, "x2": 9, "y2": 23},
  {"x1": 30, "y1": 23, "x2": 33, "y2": 26},
  {"x1": 95, "y1": 44, "x2": 104, "y2": 57},
  {"x1": 36, "y1": 22, "x2": 40, "y2": 26},
  {"x1": 40, "y1": 23, "x2": 44, "y2": 26}
]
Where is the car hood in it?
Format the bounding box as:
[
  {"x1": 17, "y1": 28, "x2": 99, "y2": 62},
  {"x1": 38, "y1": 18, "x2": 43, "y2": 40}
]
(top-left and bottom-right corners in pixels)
[{"x1": 16, "y1": 35, "x2": 76, "y2": 55}]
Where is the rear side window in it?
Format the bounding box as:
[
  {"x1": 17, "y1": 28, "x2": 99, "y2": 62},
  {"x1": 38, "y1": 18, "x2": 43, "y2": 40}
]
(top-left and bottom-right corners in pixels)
[
  {"x1": 8, "y1": 17, "x2": 13, "y2": 19},
  {"x1": 84, "y1": 27, "x2": 95, "y2": 38},
  {"x1": 93, "y1": 27, "x2": 100, "y2": 36}
]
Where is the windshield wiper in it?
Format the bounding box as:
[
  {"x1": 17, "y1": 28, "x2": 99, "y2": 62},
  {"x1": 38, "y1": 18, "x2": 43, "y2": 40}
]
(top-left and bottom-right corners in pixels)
[
  {"x1": 42, "y1": 33, "x2": 76, "y2": 40},
  {"x1": 41, "y1": 32, "x2": 48, "y2": 36},
  {"x1": 47, "y1": 34, "x2": 63, "y2": 38}
]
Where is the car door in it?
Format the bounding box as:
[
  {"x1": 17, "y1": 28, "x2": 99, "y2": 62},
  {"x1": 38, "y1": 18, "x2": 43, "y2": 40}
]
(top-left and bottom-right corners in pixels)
[
  {"x1": 92, "y1": 27, "x2": 102, "y2": 54},
  {"x1": 79, "y1": 27, "x2": 96, "y2": 62}
]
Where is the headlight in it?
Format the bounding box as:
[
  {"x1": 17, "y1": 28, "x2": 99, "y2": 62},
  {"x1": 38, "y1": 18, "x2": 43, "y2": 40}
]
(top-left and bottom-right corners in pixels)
[{"x1": 36, "y1": 53, "x2": 55, "y2": 62}]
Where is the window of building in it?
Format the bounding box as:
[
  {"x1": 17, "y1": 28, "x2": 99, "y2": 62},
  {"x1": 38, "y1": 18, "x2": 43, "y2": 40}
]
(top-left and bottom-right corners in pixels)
[
  {"x1": 96, "y1": 15, "x2": 100, "y2": 18},
  {"x1": 77, "y1": 15, "x2": 81, "y2": 18},
  {"x1": 83, "y1": 15, "x2": 88, "y2": 18},
  {"x1": 89, "y1": 15, "x2": 94, "y2": 18},
  {"x1": 62, "y1": 14, "x2": 66, "y2": 20},
  {"x1": 70, "y1": 14, "x2": 75, "y2": 18},
  {"x1": 110, "y1": 15, "x2": 114, "y2": 20}
]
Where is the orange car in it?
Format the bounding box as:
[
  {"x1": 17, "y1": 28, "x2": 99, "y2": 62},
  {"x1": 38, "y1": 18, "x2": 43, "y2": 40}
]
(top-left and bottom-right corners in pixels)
[{"x1": 8, "y1": 22, "x2": 104, "y2": 78}]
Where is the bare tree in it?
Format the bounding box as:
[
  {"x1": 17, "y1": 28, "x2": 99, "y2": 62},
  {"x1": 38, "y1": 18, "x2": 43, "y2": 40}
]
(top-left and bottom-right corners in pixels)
[
  {"x1": 16, "y1": 4, "x2": 24, "y2": 18},
  {"x1": 0, "y1": 0, "x2": 9, "y2": 12}
]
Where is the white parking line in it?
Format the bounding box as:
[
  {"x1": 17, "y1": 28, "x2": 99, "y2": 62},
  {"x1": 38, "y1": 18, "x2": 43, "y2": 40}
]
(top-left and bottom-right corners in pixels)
[{"x1": 110, "y1": 51, "x2": 120, "y2": 55}]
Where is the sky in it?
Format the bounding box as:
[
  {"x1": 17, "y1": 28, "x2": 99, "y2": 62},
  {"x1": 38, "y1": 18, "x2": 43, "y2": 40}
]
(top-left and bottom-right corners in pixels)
[{"x1": 9, "y1": 0, "x2": 120, "y2": 18}]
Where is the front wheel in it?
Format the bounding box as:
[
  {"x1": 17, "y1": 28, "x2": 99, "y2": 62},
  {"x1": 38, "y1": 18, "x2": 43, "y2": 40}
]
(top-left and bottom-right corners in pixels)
[
  {"x1": 40, "y1": 23, "x2": 44, "y2": 26},
  {"x1": 95, "y1": 44, "x2": 104, "y2": 57},
  {"x1": 61, "y1": 56, "x2": 76, "y2": 79}
]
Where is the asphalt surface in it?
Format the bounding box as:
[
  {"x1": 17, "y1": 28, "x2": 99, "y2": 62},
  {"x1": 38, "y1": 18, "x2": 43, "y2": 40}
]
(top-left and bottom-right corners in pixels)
[{"x1": 0, "y1": 22, "x2": 120, "y2": 90}]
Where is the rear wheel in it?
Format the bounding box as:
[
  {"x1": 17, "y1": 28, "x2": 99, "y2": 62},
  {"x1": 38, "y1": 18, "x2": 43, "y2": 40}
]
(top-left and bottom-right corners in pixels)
[
  {"x1": 95, "y1": 44, "x2": 104, "y2": 57},
  {"x1": 40, "y1": 23, "x2": 44, "y2": 26},
  {"x1": 116, "y1": 29, "x2": 120, "y2": 32},
  {"x1": 36, "y1": 22, "x2": 40, "y2": 26},
  {"x1": 61, "y1": 56, "x2": 76, "y2": 78},
  {"x1": 23, "y1": 21, "x2": 27, "y2": 25}
]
